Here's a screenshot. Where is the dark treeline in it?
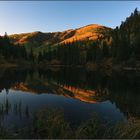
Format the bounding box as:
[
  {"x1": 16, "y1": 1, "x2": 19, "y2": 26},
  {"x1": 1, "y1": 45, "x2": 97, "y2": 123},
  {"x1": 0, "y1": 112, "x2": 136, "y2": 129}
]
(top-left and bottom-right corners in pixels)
[
  {"x1": 0, "y1": 33, "x2": 27, "y2": 61},
  {"x1": 38, "y1": 39, "x2": 109, "y2": 65},
  {"x1": 0, "y1": 9, "x2": 140, "y2": 67},
  {"x1": 111, "y1": 8, "x2": 140, "y2": 64},
  {"x1": 0, "y1": 33, "x2": 36, "y2": 63}
]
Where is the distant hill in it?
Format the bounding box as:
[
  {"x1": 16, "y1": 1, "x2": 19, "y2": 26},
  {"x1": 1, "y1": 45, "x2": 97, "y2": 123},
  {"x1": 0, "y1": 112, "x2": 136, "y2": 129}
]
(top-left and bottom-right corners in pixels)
[{"x1": 9, "y1": 24, "x2": 112, "y2": 49}]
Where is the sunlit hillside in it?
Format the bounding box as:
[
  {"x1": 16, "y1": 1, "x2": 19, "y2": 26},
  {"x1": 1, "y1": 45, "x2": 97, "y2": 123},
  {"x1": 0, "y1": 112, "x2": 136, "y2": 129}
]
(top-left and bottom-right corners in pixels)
[
  {"x1": 9, "y1": 24, "x2": 112, "y2": 49},
  {"x1": 61, "y1": 24, "x2": 111, "y2": 44}
]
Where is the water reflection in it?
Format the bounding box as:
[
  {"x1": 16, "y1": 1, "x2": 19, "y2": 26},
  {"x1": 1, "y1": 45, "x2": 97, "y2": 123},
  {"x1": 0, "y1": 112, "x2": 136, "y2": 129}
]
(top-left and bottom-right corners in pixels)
[
  {"x1": 0, "y1": 67, "x2": 140, "y2": 129},
  {"x1": 0, "y1": 96, "x2": 30, "y2": 130}
]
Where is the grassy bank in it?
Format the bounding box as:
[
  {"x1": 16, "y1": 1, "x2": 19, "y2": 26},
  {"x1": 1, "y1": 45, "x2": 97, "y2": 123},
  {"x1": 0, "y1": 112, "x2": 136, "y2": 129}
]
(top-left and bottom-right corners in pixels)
[{"x1": 1, "y1": 108, "x2": 140, "y2": 139}]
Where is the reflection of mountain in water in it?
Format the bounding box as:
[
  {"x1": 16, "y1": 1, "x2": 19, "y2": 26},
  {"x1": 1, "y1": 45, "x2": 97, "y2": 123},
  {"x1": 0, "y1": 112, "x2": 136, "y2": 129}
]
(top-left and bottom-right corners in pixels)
[
  {"x1": 0, "y1": 68, "x2": 140, "y2": 118},
  {"x1": 57, "y1": 84, "x2": 97, "y2": 103},
  {"x1": 11, "y1": 81, "x2": 98, "y2": 103},
  {"x1": 12, "y1": 81, "x2": 53, "y2": 94}
]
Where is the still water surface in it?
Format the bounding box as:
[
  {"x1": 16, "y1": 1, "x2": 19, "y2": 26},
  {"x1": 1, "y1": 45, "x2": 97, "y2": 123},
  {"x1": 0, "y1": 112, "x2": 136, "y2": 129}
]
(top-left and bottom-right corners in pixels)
[{"x1": 0, "y1": 68, "x2": 140, "y2": 129}]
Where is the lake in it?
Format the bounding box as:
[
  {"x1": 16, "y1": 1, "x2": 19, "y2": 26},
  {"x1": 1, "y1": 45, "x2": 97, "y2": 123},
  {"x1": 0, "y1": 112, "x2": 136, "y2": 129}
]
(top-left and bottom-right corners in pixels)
[{"x1": 0, "y1": 67, "x2": 140, "y2": 131}]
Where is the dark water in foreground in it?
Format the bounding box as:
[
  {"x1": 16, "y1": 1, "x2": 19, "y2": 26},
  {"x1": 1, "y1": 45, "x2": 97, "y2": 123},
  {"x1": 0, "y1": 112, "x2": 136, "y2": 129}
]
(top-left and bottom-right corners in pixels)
[{"x1": 0, "y1": 67, "x2": 140, "y2": 130}]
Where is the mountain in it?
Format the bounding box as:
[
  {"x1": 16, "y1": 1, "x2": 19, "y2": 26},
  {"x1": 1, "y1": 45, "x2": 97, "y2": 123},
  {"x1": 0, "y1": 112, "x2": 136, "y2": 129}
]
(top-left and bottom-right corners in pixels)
[
  {"x1": 9, "y1": 24, "x2": 112, "y2": 49},
  {"x1": 1, "y1": 8, "x2": 140, "y2": 69}
]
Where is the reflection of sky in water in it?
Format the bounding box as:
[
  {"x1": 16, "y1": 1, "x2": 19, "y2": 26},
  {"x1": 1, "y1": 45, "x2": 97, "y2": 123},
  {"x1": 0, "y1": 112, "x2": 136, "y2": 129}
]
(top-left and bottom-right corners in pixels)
[{"x1": 0, "y1": 89, "x2": 125, "y2": 129}]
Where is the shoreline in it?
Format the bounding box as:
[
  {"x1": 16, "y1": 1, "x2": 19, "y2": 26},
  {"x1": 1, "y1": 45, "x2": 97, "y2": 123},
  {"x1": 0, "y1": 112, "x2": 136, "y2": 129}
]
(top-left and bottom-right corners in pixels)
[{"x1": 0, "y1": 62, "x2": 140, "y2": 71}]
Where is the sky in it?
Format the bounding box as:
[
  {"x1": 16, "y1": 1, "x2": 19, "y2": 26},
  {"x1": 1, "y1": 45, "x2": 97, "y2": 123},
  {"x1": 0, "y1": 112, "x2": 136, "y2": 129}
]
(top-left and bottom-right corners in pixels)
[{"x1": 0, "y1": 1, "x2": 140, "y2": 35}]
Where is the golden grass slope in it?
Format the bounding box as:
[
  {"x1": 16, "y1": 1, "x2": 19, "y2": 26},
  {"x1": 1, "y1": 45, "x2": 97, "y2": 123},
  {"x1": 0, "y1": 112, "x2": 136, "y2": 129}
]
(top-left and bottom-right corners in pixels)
[{"x1": 9, "y1": 24, "x2": 112, "y2": 47}]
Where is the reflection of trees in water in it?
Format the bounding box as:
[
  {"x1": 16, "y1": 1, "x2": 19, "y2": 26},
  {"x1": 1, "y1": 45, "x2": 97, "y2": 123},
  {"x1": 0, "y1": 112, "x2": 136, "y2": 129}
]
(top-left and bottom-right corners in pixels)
[
  {"x1": 0, "y1": 68, "x2": 97, "y2": 89},
  {"x1": 0, "y1": 97, "x2": 30, "y2": 128},
  {"x1": 91, "y1": 72, "x2": 140, "y2": 118},
  {"x1": 0, "y1": 97, "x2": 11, "y2": 120},
  {"x1": 0, "y1": 68, "x2": 140, "y2": 118},
  {"x1": 0, "y1": 68, "x2": 139, "y2": 92},
  {"x1": 45, "y1": 69, "x2": 140, "y2": 117},
  {"x1": 0, "y1": 68, "x2": 28, "y2": 92},
  {"x1": 13, "y1": 101, "x2": 29, "y2": 119},
  {"x1": 39, "y1": 69, "x2": 140, "y2": 117}
]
